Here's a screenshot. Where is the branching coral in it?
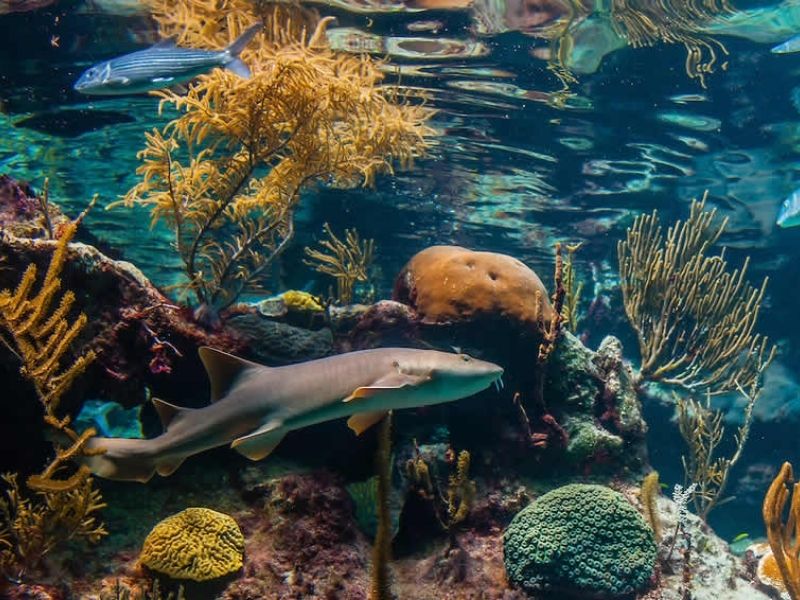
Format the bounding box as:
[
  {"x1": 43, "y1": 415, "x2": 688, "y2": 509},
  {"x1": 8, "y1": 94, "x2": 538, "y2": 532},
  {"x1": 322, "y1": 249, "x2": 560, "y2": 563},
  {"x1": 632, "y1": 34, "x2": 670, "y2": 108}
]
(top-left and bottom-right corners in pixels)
[
  {"x1": 536, "y1": 242, "x2": 565, "y2": 363},
  {"x1": 676, "y1": 382, "x2": 757, "y2": 520},
  {"x1": 0, "y1": 472, "x2": 106, "y2": 581},
  {"x1": 0, "y1": 204, "x2": 105, "y2": 492},
  {"x1": 763, "y1": 461, "x2": 800, "y2": 600},
  {"x1": 120, "y1": 1, "x2": 435, "y2": 318},
  {"x1": 304, "y1": 223, "x2": 375, "y2": 305},
  {"x1": 560, "y1": 242, "x2": 583, "y2": 333},
  {"x1": 617, "y1": 194, "x2": 776, "y2": 395},
  {"x1": 0, "y1": 201, "x2": 108, "y2": 583},
  {"x1": 609, "y1": 0, "x2": 733, "y2": 86}
]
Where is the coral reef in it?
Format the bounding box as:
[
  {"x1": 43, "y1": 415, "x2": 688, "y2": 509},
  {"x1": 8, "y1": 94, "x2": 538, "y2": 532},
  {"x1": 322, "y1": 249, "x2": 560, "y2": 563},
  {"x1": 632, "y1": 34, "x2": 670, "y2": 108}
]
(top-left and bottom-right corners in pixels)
[
  {"x1": 503, "y1": 483, "x2": 657, "y2": 598},
  {"x1": 394, "y1": 245, "x2": 553, "y2": 329},
  {"x1": 652, "y1": 491, "x2": 770, "y2": 600},
  {"x1": 225, "y1": 471, "x2": 369, "y2": 599},
  {"x1": 140, "y1": 507, "x2": 244, "y2": 583}
]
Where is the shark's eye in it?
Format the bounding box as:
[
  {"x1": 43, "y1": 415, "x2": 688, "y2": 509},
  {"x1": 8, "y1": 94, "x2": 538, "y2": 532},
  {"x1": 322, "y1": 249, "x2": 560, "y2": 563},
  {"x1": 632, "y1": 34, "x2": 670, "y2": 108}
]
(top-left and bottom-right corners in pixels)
[
  {"x1": 460, "y1": 354, "x2": 471, "y2": 362},
  {"x1": 86, "y1": 68, "x2": 97, "y2": 78}
]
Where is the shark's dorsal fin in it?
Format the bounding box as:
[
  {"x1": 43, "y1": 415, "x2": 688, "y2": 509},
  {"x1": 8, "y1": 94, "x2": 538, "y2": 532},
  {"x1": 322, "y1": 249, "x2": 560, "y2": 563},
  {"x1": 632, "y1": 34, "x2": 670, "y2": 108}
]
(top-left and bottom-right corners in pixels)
[
  {"x1": 347, "y1": 410, "x2": 389, "y2": 435},
  {"x1": 152, "y1": 37, "x2": 177, "y2": 49},
  {"x1": 342, "y1": 372, "x2": 431, "y2": 403},
  {"x1": 231, "y1": 420, "x2": 285, "y2": 461},
  {"x1": 152, "y1": 397, "x2": 190, "y2": 430},
  {"x1": 199, "y1": 347, "x2": 264, "y2": 402}
]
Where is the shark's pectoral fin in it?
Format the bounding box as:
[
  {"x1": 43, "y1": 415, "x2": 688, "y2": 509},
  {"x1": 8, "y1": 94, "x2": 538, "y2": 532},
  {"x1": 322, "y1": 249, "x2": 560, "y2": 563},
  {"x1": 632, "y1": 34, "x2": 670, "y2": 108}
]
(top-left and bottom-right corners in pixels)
[
  {"x1": 231, "y1": 420, "x2": 285, "y2": 461},
  {"x1": 152, "y1": 397, "x2": 192, "y2": 430},
  {"x1": 347, "y1": 411, "x2": 389, "y2": 436},
  {"x1": 342, "y1": 372, "x2": 432, "y2": 403},
  {"x1": 155, "y1": 455, "x2": 186, "y2": 477},
  {"x1": 199, "y1": 347, "x2": 265, "y2": 401}
]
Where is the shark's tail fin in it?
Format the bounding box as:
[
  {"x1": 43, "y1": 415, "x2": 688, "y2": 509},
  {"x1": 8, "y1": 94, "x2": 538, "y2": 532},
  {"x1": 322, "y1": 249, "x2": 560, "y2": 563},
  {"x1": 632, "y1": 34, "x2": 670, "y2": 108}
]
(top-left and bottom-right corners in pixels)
[
  {"x1": 223, "y1": 23, "x2": 262, "y2": 78},
  {"x1": 83, "y1": 437, "x2": 184, "y2": 483}
]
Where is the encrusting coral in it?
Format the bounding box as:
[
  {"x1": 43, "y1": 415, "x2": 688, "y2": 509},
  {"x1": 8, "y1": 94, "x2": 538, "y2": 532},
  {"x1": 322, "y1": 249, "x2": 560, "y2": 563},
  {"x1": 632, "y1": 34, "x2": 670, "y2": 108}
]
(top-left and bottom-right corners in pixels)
[
  {"x1": 617, "y1": 193, "x2": 776, "y2": 396},
  {"x1": 503, "y1": 483, "x2": 657, "y2": 598},
  {"x1": 304, "y1": 223, "x2": 375, "y2": 305},
  {"x1": 762, "y1": 461, "x2": 800, "y2": 600},
  {"x1": 120, "y1": 0, "x2": 435, "y2": 319},
  {"x1": 139, "y1": 507, "x2": 245, "y2": 582}
]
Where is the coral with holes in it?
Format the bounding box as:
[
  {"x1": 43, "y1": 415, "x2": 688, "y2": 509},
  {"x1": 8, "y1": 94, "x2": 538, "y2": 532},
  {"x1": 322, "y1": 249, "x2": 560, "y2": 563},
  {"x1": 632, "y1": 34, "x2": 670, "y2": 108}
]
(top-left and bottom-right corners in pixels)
[
  {"x1": 393, "y1": 246, "x2": 553, "y2": 329},
  {"x1": 503, "y1": 483, "x2": 657, "y2": 598}
]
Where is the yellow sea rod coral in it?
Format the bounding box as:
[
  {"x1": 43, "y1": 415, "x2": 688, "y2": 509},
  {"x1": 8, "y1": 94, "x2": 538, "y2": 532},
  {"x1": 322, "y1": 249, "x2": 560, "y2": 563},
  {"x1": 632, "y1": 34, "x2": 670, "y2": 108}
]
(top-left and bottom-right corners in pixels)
[{"x1": 140, "y1": 508, "x2": 245, "y2": 582}]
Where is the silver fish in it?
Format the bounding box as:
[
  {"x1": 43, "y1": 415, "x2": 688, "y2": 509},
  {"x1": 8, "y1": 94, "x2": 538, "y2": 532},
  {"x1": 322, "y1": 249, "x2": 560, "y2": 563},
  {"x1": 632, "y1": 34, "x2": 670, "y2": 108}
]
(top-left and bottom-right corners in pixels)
[
  {"x1": 84, "y1": 347, "x2": 504, "y2": 482},
  {"x1": 73, "y1": 24, "x2": 261, "y2": 95},
  {"x1": 777, "y1": 188, "x2": 800, "y2": 228},
  {"x1": 772, "y1": 33, "x2": 800, "y2": 54}
]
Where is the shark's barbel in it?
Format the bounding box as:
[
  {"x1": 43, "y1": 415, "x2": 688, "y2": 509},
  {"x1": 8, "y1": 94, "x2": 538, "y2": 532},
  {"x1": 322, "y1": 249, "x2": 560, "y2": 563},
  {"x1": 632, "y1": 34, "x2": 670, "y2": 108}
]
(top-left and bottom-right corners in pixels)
[
  {"x1": 73, "y1": 24, "x2": 261, "y2": 95},
  {"x1": 84, "y1": 347, "x2": 503, "y2": 482}
]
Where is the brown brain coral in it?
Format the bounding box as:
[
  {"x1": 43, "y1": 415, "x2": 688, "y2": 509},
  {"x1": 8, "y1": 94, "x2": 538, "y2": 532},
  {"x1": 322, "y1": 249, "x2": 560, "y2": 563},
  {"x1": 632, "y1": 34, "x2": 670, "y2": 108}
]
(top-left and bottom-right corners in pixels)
[
  {"x1": 393, "y1": 245, "x2": 554, "y2": 328},
  {"x1": 139, "y1": 507, "x2": 245, "y2": 582}
]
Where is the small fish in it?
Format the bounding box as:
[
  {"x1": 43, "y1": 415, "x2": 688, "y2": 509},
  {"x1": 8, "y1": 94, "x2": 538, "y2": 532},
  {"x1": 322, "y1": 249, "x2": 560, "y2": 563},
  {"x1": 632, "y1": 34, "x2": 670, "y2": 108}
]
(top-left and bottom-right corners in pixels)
[
  {"x1": 73, "y1": 23, "x2": 261, "y2": 95},
  {"x1": 777, "y1": 188, "x2": 800, "y2": 228},
  {"x1": 731, "y1": 533, "x2": 751, "y2": 543},
  {"x1": 772, "y1": 34, "x2": 800, "y2": 54},
  {"x1": 83, "y1": 347, "x2": 504, "y2": 482}
]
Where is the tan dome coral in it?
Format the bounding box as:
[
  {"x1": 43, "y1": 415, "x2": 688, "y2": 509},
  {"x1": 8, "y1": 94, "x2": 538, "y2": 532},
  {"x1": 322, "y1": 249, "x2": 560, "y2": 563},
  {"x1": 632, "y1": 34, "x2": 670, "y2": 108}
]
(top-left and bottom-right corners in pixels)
[
  {"x1": 393, "y1": 245, "x2": 554, "y2": 329},
  {"x1": 139, "y1": 507, "x2": 244, "y2": 582}
]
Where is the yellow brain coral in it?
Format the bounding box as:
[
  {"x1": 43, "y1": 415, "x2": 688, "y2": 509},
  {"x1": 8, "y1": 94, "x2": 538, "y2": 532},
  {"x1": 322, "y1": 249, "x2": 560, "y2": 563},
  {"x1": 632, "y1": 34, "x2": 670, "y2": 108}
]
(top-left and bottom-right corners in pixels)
[{"x1": 139, "y1": 508, "x2": 245, "y2": 581}]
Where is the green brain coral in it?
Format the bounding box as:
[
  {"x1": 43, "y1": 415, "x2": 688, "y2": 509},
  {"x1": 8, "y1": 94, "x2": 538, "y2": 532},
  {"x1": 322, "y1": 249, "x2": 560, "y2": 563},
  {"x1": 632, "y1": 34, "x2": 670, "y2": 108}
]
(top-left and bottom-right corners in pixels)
[
  {"x1": 503, "y1": 484, "x2": 656, "y2": 598},
  {"x1": 140, "y1": 507, "x2": 245, "y2": 582}
]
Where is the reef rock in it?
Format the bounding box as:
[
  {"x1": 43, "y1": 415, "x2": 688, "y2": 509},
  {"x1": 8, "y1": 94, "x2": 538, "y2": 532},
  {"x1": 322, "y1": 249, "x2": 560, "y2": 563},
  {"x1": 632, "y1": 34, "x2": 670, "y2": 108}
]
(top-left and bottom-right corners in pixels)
[
  {"x1": 393, "y1": 245, "x2": 554, "y2": 329},
  {"x1": 226, "y1": 312, "x2": 333, "y2": 365},
  {"x1": 542, "y1": 332, "x2": 647, "y2": 467}
]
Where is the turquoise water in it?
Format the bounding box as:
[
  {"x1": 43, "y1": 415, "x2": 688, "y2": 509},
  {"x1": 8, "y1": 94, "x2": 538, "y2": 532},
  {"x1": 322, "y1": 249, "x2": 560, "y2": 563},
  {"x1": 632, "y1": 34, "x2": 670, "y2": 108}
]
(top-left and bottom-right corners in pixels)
[{"x1": 2, "y1": 0, "x2": 800, "y2": 596}]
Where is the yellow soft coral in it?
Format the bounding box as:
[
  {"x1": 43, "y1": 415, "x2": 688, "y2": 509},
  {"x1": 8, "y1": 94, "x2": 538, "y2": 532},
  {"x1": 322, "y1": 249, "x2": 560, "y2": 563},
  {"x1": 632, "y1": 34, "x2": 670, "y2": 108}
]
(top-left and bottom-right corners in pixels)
[
  {"x1": 140, "y1": 508, "x2": 245, "y2": 581},
  {"x1": 119, "y1": 2, "x2": 436, "y2": 318}
]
